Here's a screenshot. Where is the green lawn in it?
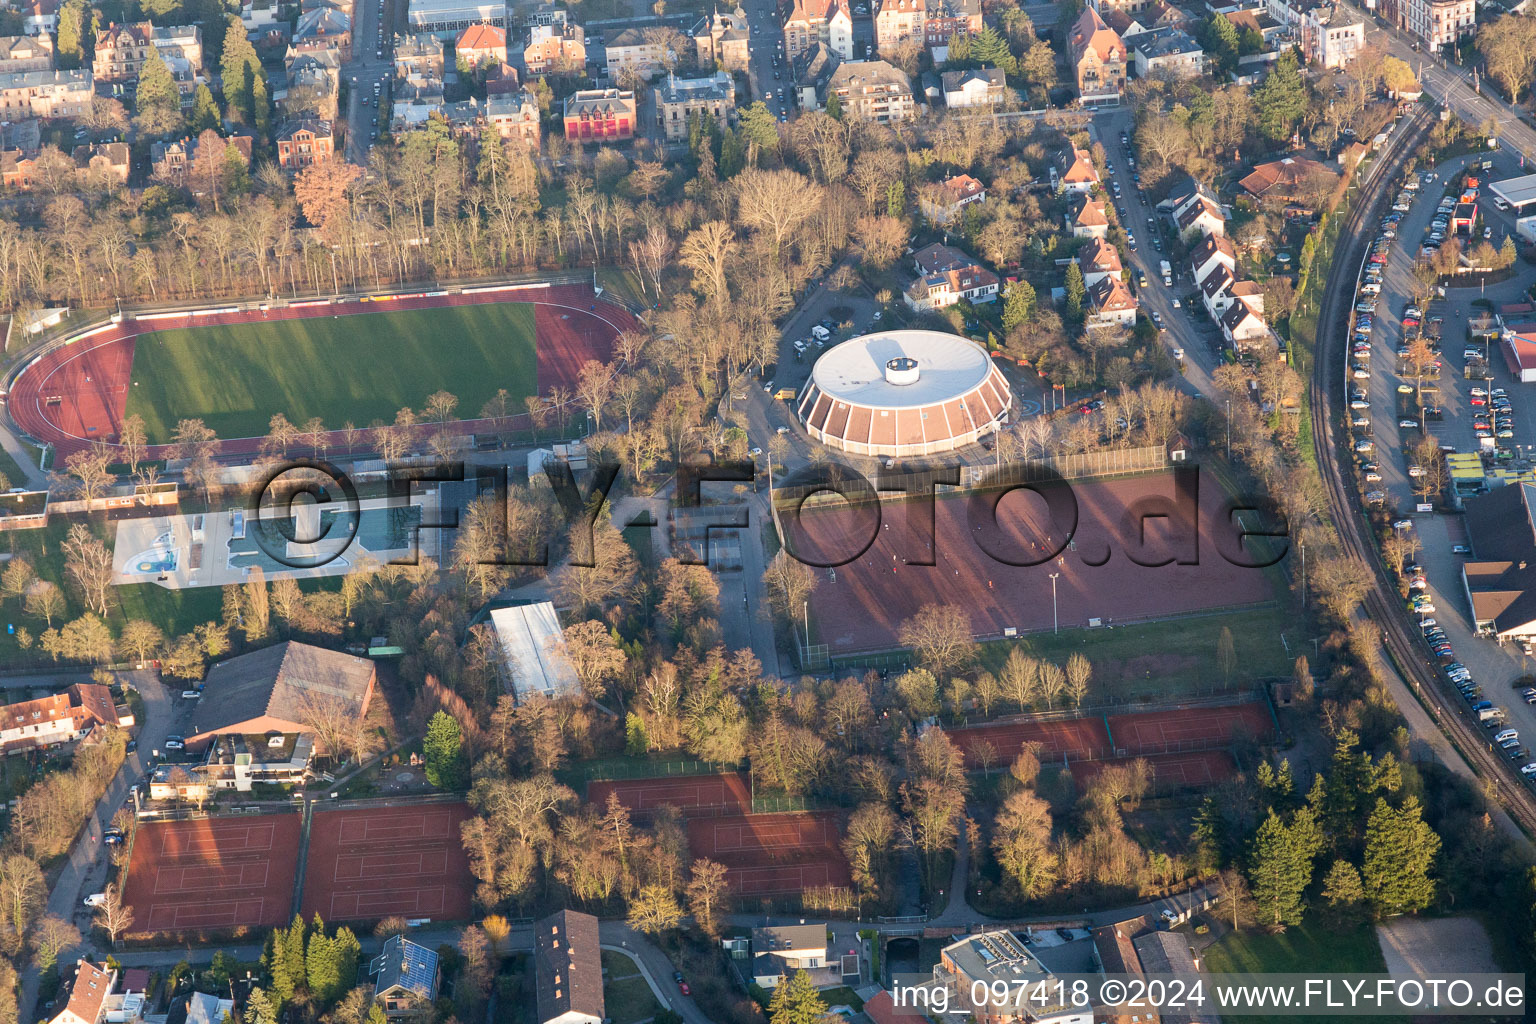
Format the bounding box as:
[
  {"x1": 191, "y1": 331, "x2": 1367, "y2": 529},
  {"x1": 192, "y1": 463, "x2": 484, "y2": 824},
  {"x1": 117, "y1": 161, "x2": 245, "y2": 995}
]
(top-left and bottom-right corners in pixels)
[
  {"x1": 1204, "y1": 922, "x2": 1404, "y2": 1024},
  {"x1": 124, "y1": 302, "x2": 539, "y2": 442},
  {"x1": 974, "y1": 606, "x2": 1293, "y2": 703},
  {"x1": 0, "y1": 444, "x2": 31, "y2": 489},
  {"x1": 602, "y1": 976, "x2": 661, "y2": 1024},
  {"x1": 0, "y1": 514, "x2": 341, "y2": 664}
]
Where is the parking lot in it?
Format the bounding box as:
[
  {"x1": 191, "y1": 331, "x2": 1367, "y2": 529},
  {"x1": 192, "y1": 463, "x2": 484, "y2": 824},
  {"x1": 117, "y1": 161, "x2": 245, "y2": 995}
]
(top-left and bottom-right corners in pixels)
[{"x1": 1353, "y1": 150, "x2": 1536, "y2": 784}]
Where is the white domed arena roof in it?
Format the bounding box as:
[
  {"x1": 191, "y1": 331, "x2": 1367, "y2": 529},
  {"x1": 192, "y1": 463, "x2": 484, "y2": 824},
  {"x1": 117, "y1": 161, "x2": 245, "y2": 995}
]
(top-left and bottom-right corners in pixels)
[{"x1": 796, "y1": 330, "x2": 1012, "y2": 457}]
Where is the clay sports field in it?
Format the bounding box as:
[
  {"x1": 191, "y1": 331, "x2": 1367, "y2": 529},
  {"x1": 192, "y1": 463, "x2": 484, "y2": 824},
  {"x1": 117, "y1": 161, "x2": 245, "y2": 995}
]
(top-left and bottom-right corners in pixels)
[
  {"x1": 1067, "y1": 750, "x2": 1239, "y2": 792},
  {"x1": 950, "y1": 701, "x2": 1274, "y2": 766},
  {"x1": 793, "y1": 473, "x2": 1275, "y2": 653},
  {"x1": 8, "y1": 283, "x2": 633, "y2": 458},
  {"x1": 685, "y1": 811, "x2": 852, "y2": 896},
  {"x1": 587, "y1": 773, "x2": 751, "y2": 818},
  {"x1": 300, "y1": 802, "x2": 473, "y2": 923},
  {"x1": 121, "y1": 813, "x2": 301, "y2": 936}
]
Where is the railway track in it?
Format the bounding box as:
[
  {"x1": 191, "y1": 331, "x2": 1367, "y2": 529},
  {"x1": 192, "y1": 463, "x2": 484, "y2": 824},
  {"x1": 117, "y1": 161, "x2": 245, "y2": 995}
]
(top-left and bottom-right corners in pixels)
[{"x1": 1309, "y1": 104, "x2": 1536, "y2": 838}]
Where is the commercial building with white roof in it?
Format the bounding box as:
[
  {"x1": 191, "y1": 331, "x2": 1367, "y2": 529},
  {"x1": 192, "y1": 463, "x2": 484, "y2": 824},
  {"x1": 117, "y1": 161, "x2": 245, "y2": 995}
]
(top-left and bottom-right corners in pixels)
[{"x1": 796, "y1": 330, "x2": 1012, "y2": 458}]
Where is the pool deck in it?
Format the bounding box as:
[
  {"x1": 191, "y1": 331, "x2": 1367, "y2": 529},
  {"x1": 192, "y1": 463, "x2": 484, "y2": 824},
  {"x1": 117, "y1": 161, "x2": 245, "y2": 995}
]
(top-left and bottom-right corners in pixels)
[{"x1": 111, "y1": 493, "x2": 445, "y2": 590}]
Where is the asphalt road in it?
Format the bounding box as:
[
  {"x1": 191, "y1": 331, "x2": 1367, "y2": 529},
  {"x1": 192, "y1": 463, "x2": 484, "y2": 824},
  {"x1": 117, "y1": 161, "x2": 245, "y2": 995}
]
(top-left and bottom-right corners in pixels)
[
  {"x1": 21, "y1": 668, "x2": 172, "y2": 1021},
  {"x1": 342, "y1": 0, "x2": 395, "y2": 163}
]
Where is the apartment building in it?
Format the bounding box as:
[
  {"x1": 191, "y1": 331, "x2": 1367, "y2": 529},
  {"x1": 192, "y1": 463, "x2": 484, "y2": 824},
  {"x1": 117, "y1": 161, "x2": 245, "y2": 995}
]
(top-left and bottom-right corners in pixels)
[{"x1": 826, "y1": 58, "x2": 913, "y2": 121}]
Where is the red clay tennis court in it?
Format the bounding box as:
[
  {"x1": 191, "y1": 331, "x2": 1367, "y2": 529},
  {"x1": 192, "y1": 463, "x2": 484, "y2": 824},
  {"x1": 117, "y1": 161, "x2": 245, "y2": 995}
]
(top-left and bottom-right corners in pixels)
[
  {"x1": 586, "y1": 773, "x2": 751, "y2": 818},
  {"x1": 1107, "y1": 702, "x2": 1272, "y2": 752},
  {"x1": 800, "y1": 475, "x2": 1275, "y2": 654},
  {"x1": 301, "y1": 803, "x2": 473, "y2": 923},
  {"x1": 686, "y1": 811, "x2": 851, "y2": 896},
  {"x1": 1068, "y1": 750, "x2": 1238, "y2": 791},
  {"x1": 122, "y1": 814, "x2": 300, "y2": 935},
  {"x1": 949, "y1": 717, "x2": 1113, "y2": 768}
]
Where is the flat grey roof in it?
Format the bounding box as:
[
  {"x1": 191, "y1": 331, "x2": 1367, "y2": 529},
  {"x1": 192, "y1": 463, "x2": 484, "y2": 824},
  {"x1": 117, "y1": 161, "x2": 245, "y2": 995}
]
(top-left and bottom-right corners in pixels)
[{"x1": 1490, "y1": 173, "x2": 1536, "y2": 208}]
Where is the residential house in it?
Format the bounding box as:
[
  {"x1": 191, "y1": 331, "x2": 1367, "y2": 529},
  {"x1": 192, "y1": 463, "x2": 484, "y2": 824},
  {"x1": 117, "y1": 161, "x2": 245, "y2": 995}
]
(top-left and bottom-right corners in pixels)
[
  {"x1": 1066, "y1": 194, "x2": 1110, "y2": 238},
  {"x1": 1161, "y1": 173, "x2": 1226, "y2": 241},
  {"x1": 0, "y1": 34, "x2": 53, "y2": 72},
  {"x1": 182, "y1": 994, "x2": 235, "y2": 1024},
  {"x1": 1087, "y1": 0, "x2": 1155, "y2": 17},
  {"x1": 1267, "y1": 0, "x2": 1363, "y2": 68},
  {"x1": 487, "y1": 89, "x2": 540, "y2": 148},
  {"x1": 935, "y1": 932, "x2": 1091, "y2": 1024},
  {"x1": 394, "y1": 32, "x2": 445, "y2": 76},
  {"x1": 523, "y1": 22, "x2": 585, "y2": 73},
  {"x1": 526, "y1": 3, "x2": 568, "y2": 26},
  {"x1": 148, "y1": 763, "x2": 211, "y2": 802},
  {"x1": 919, "y1": 172, "x2": 985, "y2": 225},
  {"x1": 19, "y1": 0, "x2": 59, "y2": 37},
  {"x1": 1067, "y1": 7, "x2": 1126, "y2": 103},
  {"x1": 454, "y1": 22, "x2": 507, "y2": 66},
  {"x1": 692, "y1": 5, "x2": 751, "y2": 70},
  {"x1": 1198, "y1": 264, "x2": 1242, "y2": 315},
  {"x1": 603, "y1": 26, "x2": 674, "y2": 80},
  {"x1": 152, "y1": 132, "x2": 254, "y2": 186},
  {"x1": 1379, "y1": 0, "x2": 1471, "y2": 51},
  {"x1": 1239, "y1": 155, "x2": 1332, "y2": 209},
  {"x1": 874, "y1": 0, "x2": 924, "y2": 52},
  {"x1": 371, "y1": 936, "x2": 440, "y2": 1020},
  {"x1": 751, "y1": 924, "x2": 831, "y2": 989},
  {"x1": 72, "y1": 142, "x2": 129, "y2": 184},
  {"x1": 292, "y1": 7, "x2": 352, "y2": 61},
  {"x1": 0, "y1": 148, "x2": 40, "y2": 189},
  {"x1": 1129, "y1": 26, "x2": 1202, "y2": 77},
  {"x1": 483, "y1": 60, "x2": 521, "y2": 93},
  {"x1": 274, "y1": 119, "x2": 334, "y2": 170},
  {"x1": 1130, "y1": 931, "x2": 1214, "y2": 1024},
  {"x1": 904, "y1": 242, "x2": 1000, "y2": 311},
  {"x1": 1091, "y1": 919, "x2": 1158, "y2": 1024},
  {"x1": 0, "y1": 683, "x2": 120, "y2": 755},
  {"x1": 826, "y1": 59, "x2": 913, "y2": 122},
  {"x1": 92, "y1": 22, "x2": 202, "y2": 86},
  {"x1": 1221, "y1": 296, "x2": 1270, "y2": 347},
  {"x1": 563, "y1": 88, "x2": 636, "y2": 141},
  {"x1": 783, "y1": 0, "x2": 854, "y2": 62},
  {"x1": 535, "y1": 910, "x2": 604, "y2": 1024},
  {"x1": 282, "y1": 51, "x2": 341, "y2": 118},
  {"x1": 1173, "y1": 190, "x2": 1225, "y2": 241},
  {"x1": 1058, "y1": 145, "x2": 1100, "y2": 194},
  {"x1": 792, "y1": 41, "x2": 837, "y2": 111},
  {"x1": 924, "y1": 0, "x2": 983, "y2": 48},
  {"x1": 654, "y1": 70, "x2": 735, "y2": 141},
  {"x1": 1226, "y1": 8, "x2": 1286, "y2": 45},
  {"x1": 1189, "y1": 232, "x2": 1237, "y2": 286},
  {"x1": 185, "y1": 640, "x2": 372, "y2": 749},
  {"x1": 1078, "y1": 236, "x2": 1123, "y2": 288},
  {"x1": 1087, "y1": 275, "x2": 1138, "y2": 328},
  {"x1": 49, "y1": 962, "x2": 116, "y2": 1024},
  {"x1": 407, "y1": 0, "x2": 505, "y2": 37},
  {"x1": 941, "y1": 66, "x2": 1004, "y2": 107}
]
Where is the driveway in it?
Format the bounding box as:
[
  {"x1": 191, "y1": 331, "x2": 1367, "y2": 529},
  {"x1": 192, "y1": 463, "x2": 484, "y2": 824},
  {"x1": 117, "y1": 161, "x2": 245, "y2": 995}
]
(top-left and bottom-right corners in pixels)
[{"x1": 21, "y1": 668, "x2": 171, "y2": 1019}]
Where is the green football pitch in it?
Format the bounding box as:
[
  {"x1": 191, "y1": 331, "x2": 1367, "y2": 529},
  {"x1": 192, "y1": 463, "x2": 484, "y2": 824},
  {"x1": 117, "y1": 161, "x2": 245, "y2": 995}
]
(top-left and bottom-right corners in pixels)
[{"x1": 123, "y1": 303, "x2": 538, "y2": 442}]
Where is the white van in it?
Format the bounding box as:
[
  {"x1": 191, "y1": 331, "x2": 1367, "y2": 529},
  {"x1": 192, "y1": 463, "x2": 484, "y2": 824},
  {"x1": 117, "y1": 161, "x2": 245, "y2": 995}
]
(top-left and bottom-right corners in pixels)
[
  {"x1": 1493, "y1": 728, "x2": 1519, "y2": 745},
  {"x1": 83, "y1": 894, "x2": 106, "y2": 908}
]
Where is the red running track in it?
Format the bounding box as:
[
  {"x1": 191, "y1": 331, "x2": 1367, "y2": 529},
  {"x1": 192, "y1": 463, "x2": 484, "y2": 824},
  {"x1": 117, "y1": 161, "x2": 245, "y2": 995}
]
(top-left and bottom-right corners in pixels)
[{"x1": 9, "y1": 284, "x2": 635, "y2": 459}]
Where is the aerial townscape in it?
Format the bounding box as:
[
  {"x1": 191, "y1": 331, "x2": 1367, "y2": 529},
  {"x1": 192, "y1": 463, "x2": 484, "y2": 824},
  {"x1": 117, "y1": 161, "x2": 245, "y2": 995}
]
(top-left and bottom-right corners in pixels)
[{"x1": 0, "y1": 0, "x2": 1534, "y2": 1017}]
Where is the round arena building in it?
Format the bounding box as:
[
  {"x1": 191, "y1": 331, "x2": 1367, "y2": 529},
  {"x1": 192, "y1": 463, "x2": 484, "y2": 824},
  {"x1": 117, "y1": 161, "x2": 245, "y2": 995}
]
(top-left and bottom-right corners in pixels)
[{"x1": 797, "y1": 330, "x2": 1012, "y2": 457}]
